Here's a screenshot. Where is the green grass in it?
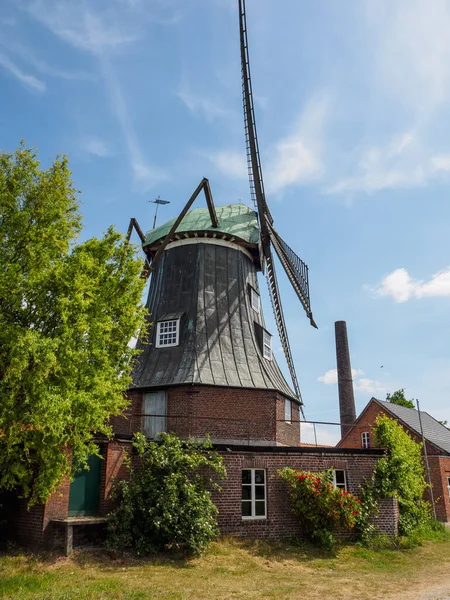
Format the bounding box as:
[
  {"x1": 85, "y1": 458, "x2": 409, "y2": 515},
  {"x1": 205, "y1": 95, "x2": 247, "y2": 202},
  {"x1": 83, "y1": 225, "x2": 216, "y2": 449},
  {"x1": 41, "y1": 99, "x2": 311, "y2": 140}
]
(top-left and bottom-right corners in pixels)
[{"x1": 1, "y1": 532, "x2": 450, "y2": 600}]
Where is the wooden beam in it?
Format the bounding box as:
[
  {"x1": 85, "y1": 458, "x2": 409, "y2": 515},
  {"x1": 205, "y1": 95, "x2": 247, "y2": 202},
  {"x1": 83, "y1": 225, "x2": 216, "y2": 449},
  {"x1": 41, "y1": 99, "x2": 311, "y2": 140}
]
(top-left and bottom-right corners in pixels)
[
  {"x1": 203, "y1": 178, "x2": 219, "y2": 228},
  {"x1": 150, "y1": 178, "x2": 207, "y2": 272}
]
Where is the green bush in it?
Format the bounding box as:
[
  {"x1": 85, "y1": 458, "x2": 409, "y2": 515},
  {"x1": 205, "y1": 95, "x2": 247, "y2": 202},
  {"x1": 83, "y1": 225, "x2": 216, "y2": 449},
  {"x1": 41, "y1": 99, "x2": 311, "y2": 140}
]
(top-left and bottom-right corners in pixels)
[
  {"x1": 278, "y1": 468, "x2": 361, "y2": 548},
  {"x1": 355, "y1": 415, "x2": 432, "y2": 542},
  {"x1": 106, "y1": 433, "x2": 226, "y2": 556}
]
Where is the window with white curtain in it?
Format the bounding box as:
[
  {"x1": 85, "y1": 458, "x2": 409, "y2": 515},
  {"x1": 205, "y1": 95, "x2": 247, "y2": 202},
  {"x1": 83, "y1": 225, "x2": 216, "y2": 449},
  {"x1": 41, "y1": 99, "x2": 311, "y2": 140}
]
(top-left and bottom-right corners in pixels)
[{"x1": 143, "y1": 390, "x2": 167, "y2": 439}]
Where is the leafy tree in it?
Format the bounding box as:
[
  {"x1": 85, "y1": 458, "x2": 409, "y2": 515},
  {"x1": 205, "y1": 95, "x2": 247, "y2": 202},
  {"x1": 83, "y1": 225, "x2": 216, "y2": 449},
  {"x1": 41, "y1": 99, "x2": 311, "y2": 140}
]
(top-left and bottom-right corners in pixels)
[
  {"x1": 0, "y1": 145, "x2": 147, "y2": 504},
  {"x1": 386, "y1": 389, "x2": 415, "y2": 409},
  {"x1": 106, "y1": 433, "x2": 226, "y2": 556}
]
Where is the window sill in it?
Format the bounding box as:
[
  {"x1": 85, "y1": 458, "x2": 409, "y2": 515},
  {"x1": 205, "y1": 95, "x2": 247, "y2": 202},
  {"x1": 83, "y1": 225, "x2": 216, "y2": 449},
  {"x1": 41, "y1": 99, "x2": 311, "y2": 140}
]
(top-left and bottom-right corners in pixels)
[{"x1": 241, "y1": 516, "x2": 267, "y2": 521}]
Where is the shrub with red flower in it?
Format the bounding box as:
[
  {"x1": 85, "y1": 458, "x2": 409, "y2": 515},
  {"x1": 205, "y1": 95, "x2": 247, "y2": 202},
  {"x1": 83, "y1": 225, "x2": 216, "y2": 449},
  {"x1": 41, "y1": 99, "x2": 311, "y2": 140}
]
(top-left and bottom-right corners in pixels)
[{"x1": 278, "y1": 468, "x2": 361, "y2": 548}]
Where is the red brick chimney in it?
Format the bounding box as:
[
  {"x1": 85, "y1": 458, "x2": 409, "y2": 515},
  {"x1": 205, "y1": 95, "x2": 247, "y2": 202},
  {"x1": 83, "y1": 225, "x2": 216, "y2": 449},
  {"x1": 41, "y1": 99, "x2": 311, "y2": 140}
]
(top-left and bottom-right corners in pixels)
[{"x1": 335, "y1": 321, "x2": 357, "y2": 438}]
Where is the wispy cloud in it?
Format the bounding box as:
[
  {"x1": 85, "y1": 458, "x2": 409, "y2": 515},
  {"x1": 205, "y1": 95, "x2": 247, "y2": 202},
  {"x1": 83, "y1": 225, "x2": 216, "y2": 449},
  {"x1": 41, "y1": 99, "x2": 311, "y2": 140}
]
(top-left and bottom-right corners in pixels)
[
  {"x1": 81, "y1": 136, "x2": 112, "y2": 158},
  {"x1": 25, "y1": 1, "x2": 138, "y2": 53},
  {"x1": 370, "y1": 267, "x2": 450, "y2": 303},
  {"x1": 0, "y1": 51, "x2": 45, "y2": 92},
  {"x1": 99, "y1": 56, "x2": 167, "y2": 191},
  {"x1": 328, "y1": 1, "x2": 450, "y2": 197},
  {"x1": 265, "y1": 94, "x2": 328, "y2": 195},
  {"x1": 24, "y1": 0, "x2": 166, "y2": 191},
  {"x1": 327, "y1": 131, "x2": 450, "y2": 195},
  {"x1": 177, "y1": 78, "x2": 234, "y2": 123}
]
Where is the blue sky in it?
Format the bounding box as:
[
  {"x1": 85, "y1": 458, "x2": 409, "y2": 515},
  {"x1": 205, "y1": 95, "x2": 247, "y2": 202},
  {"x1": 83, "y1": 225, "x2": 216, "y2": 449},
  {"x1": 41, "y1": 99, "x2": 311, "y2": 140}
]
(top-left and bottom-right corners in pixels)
[{"x1": 2, "y1": 0, "x2": 450, "y2": 443}]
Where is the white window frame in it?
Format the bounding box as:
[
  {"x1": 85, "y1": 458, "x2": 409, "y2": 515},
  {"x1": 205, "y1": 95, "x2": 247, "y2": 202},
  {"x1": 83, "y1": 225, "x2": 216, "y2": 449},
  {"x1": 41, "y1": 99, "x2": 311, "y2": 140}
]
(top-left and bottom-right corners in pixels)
[
  {"x1": 242, "y1": 469, "x2": 267, "y2": 520},
  {"x1": 156, "y1": 319, "x2": 180, "y2": 348},
  {"x1": 333, "y1": 469, "x2": 347, "y2": 490},
  {"x1": 361, "y1": 432, "x2": 370, "y2": 449},
  {"x1": 263, "y1": 330, "x2": 272, "y2": 360},
  {"x1": 447, "y1": 476, "x2": 450, "y2": 498},
  {"x1": 250, "y1": 287, "x2": 260, "y2": 313},
  {"x1": 285, "y1": 398, "x2": 292, "y2": 423}
]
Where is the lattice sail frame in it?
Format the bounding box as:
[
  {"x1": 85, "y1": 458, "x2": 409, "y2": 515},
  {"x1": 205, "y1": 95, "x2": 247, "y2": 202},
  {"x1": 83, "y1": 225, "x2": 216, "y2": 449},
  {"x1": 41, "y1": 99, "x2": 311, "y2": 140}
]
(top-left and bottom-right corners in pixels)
[{"x1": 239, "y1": 0, "x2": 317, "y2": 405}]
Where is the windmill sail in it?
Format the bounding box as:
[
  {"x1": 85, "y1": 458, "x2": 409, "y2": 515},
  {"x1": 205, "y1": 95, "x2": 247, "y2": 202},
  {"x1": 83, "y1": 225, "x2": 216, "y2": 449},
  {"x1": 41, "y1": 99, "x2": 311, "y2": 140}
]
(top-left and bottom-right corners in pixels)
[
  {"x1": 268, "y1": 224, "x2": 317, "y2": 329},
  {"x1": 239, "y1": 0, "x2": 272, "y2": 258},
  {"x1": 239, "y1": 0, "x2": 317, "y2": 404}
]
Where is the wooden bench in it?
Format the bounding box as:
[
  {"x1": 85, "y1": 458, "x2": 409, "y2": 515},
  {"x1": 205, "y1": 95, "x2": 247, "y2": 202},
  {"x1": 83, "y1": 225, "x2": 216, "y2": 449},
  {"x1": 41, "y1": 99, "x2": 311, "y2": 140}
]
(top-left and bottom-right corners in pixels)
[{"x1": 51, "y1": 516, "x2": 107, "y2": 556}]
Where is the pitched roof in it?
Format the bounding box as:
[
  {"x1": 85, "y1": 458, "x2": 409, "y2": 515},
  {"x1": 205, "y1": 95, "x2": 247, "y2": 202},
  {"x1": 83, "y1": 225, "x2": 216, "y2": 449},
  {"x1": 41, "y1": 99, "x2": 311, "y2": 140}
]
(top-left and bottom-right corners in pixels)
[
  {"x1": 144, "y1": 204, "x2": 260, "y2": 247},
  {"x1": 374, "y1": 399, "x2": 450, "y2": 455}
]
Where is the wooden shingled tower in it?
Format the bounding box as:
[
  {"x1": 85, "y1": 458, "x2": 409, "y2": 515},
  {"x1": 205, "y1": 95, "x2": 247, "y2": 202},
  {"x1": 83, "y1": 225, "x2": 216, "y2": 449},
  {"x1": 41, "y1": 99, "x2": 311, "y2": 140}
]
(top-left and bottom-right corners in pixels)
[{"x1": 128, "y1": 0, "x2": 316, "y2": 446}]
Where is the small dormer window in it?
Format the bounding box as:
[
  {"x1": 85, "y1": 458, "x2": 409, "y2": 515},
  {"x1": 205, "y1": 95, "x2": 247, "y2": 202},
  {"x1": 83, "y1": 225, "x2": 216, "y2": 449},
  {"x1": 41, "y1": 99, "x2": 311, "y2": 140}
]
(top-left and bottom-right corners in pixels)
[
  {"x1": 156, "y1": 319, "x2": 180, "y2": 348},
  {"x1": 250, "y1": 287, "x2": 260, "y2": 313},
  {"x1": 263, "y1": 330, "x2": 272, "y2": 360}
]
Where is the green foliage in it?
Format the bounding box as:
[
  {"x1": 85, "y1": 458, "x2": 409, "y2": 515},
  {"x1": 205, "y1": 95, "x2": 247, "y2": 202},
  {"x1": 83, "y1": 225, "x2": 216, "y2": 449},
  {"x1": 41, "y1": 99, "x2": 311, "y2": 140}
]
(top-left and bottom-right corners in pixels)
[
  {"x1": 0, "y1": 144, "x2": 147, "y2": 504},
  {"x1": 107, "y1": 433, "x2": 226, "y2": 556},
  {"x1": 386, "y1": 389, "x2": 415, "y2": 409},
  {"x1": 373, "y1": 415, "x2": 431, "y2": 535},
  {"x1": 278, "y1": 468, "x2": 361, "y2": 548},
  {"x1": 356, "y1": 415, "x2": 432, "y2": 540}
]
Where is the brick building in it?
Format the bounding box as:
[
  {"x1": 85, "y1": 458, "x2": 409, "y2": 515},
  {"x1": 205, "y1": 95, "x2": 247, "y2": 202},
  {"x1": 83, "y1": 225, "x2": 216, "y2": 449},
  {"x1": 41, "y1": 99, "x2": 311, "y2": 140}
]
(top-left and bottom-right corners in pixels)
[{"x1": 338, "y1": 398, "x2": 450, "y2": 522}]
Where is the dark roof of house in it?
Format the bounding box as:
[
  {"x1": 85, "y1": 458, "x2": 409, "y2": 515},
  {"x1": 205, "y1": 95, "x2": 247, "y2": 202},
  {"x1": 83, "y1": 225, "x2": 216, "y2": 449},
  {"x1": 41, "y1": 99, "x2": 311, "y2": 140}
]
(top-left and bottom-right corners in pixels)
[{"x1": 374, "y1": 398, "x2": 450, "y2": 455}]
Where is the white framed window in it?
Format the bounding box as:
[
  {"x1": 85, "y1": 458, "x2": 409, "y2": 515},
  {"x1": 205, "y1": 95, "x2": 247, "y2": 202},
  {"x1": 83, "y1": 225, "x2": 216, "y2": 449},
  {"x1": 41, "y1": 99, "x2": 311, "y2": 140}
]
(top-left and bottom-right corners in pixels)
[
  {"x1": 333, "y1": 469, "x2": 347, "y2": 490},
  {"x1": 156, "y1": 319, "x2": 179, "y2": 348},
  {"x1": 250, "y1": 287, "x2": 260, "y2": 313},
  {"x1": 143, "y1": 390, "x2": 167, "y2": 439},
  {"x1": 447, "y1": 476, "x2": 450, "y2": 498},
  {"x1": 361, "y1": 432, "x2": 370, "y2": 449},
  {"x1": 263, "y1": 330, "x2": 272, "y2": 360},
  {"x1": 285, "y1": 398, "x2": 292, "y2": 423},
  {"x1": 242, "y1": 469, "x2": 266, "y2": 519}
]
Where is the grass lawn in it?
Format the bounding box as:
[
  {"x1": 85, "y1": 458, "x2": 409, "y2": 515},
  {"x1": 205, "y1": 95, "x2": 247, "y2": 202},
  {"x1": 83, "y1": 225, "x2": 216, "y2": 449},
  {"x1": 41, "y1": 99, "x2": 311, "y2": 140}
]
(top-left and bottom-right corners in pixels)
[{"x1": 1, "y1": 534, "x2": 450, "y2": 600}]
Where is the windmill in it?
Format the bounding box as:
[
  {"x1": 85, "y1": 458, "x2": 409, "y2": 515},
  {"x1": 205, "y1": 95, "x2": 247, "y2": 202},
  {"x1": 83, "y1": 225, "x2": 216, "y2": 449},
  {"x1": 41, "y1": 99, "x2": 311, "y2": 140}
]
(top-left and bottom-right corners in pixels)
[{"x1": 127, "y1": 0, "x2": 316, "y2": 444}]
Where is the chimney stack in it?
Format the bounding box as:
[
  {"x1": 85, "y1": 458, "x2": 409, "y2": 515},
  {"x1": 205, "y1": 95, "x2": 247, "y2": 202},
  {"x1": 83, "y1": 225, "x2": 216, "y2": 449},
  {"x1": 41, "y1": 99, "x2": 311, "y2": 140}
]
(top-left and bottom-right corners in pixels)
[{"x1": 335, "y1": 321, "x2": 356, "y2": 439}]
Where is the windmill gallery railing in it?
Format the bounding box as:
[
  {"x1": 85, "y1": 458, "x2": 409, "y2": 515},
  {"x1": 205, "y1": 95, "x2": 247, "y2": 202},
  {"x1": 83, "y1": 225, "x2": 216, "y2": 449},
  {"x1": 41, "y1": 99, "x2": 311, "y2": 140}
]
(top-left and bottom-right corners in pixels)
[{"x1": 118, "y1": 412, "x2": 361, "y2": 448}]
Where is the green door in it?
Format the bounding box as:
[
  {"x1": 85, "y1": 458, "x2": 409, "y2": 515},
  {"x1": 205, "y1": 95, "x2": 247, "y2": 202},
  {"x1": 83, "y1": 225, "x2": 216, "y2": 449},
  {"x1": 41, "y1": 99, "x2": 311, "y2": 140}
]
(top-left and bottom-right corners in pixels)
[{"x1": 68, "y1": 453, "x2": 102, "y2": 516}]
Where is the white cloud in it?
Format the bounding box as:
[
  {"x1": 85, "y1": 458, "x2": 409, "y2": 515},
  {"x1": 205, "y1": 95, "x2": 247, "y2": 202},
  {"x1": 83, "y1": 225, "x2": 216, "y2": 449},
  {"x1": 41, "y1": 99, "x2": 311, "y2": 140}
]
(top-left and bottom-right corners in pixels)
[
  {"x1": 431, "y1": 154, "x2": 450, "y2": 173},
  {"x1": 208, "y1": 150, "x2": 248, "y2": 180},
  {"x1": 353, "y1": 378, "x2": 386, "y2": 396},
  {"x1": 372, "y1": 267, "x2": 450, "y2": 303},
  {"x1": 265, "y1": 94, "x2": 327, "y2": 195},
  {"x1": 0, "y1": 52, "x2": 45, "y2": 92},
  {"x1": 318, "y1": 368, "x2": 364, "y2": 385},
  {"x1": 82, "y1": 137, "x2": 112, "y2": 158},
  {"x1": 318, "y1": 368, "x2": 385, "y2": 397}
]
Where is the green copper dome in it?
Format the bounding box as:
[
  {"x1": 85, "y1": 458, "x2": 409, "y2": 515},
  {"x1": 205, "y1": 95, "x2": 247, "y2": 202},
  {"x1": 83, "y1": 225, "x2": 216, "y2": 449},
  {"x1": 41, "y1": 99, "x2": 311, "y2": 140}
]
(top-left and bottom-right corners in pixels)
[{"x1": 144, "y1": 203, "x2": 260, "y2": 247}]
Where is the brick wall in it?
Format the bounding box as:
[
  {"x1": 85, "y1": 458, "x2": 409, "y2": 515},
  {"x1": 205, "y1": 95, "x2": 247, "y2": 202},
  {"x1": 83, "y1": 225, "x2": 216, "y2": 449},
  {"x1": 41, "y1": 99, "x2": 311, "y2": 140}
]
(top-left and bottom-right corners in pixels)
[
  {"x1": 213, "y1": 447, "x2": 398, "y2": 538},
  {"x1": 124, "y1": 385, "x2": 300, "y2": 446},
  {"x1": 428, "y1": 456, "x2": 450, "y2": 522}
]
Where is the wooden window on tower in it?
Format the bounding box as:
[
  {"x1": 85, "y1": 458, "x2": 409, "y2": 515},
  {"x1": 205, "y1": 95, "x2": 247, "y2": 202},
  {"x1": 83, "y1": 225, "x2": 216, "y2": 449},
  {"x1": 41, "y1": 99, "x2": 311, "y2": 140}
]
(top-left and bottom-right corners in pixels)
[
  {"x1": 361, "y1": 432, "x2": 370, "y2": 449},
  {"x1": 285, "y1": 398, "x2": 292, "y2": 423},
  {"x1": 242, "y1": 469, "x2": 266, "y2": 519},
  {"x1": 263, "y1": 330, "x2": 272, "y2": 360},
  {"x1": 250, "y1": 287, "x2": 260, "y2": 313},
  {"x1": 156, "y1": 319, "x2": 179, "y2": 348}
]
